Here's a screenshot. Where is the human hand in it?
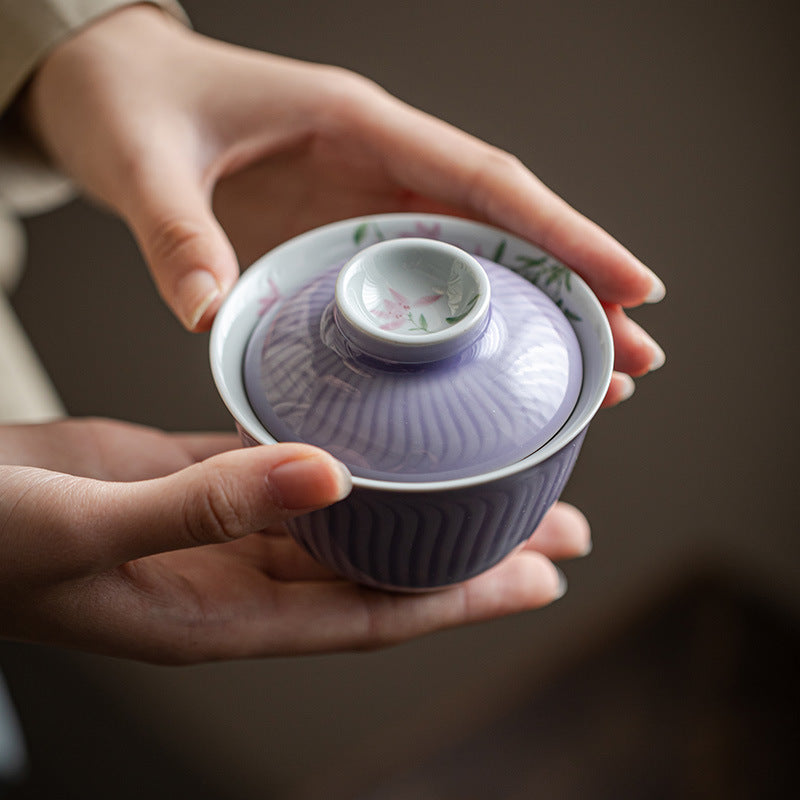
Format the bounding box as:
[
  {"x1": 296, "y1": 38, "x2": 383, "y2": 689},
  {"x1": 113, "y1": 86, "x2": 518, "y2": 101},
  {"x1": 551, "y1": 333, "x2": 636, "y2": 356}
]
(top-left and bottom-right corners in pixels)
[
  {"x1": 0, "y1": 418, "x2": 586, "y2": 664},
  {"x1": 22, "y1": 4, "x2": 664, "y2": 406}
]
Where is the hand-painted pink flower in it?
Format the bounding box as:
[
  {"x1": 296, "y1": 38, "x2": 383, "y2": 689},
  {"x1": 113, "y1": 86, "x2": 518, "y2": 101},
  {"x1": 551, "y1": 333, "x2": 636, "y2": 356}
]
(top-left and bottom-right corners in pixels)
[
  {"x1": 398, "y1": 222, "x2": 442, "y2": 239},
  {"x1": 257, "y1": 277, "x2": 281, "y2": 316},
  {"x1": 371, "y1": 287, "x2": 442, "y2": 330}
]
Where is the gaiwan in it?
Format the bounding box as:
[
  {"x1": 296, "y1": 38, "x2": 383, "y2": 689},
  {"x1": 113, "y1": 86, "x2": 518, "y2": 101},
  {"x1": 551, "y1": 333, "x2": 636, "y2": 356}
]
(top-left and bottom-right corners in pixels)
[{"x1": 210, "y1": 214, "x2": 612, "y2": 590}]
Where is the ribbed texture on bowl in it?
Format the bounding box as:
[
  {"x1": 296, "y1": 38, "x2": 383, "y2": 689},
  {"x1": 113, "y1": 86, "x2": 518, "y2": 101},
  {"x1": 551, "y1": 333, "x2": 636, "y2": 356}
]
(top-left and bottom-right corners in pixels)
[
  {"x1": 245, "y1": 259, "x2": 582, "y2": 482},
  {"x1": 284, "y1": 431, "x2": 586, "y2": 590}
]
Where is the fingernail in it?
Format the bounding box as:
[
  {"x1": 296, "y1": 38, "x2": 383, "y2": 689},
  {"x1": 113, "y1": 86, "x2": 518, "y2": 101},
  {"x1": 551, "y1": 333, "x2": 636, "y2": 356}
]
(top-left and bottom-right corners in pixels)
[
  {"x1": 579, "y1": 539, "x2": 593, "y2": 558},
  {"x1": 553, "y1": 566, "x2": 568, "y2": 600},
  {"x1": 617, "y1": 374, "x2": 636, "y2": 402},
  {"x1": 644, "y1": 271, "x2": 666, "y2": 304},
  {"x1": 268, "y1": 455, "x2": 352, "y2": 510},
  {"x1": 176, "y1": 270, "x2": 222, "y2": 330},
  {"x1": 647, "y1": 339, "x2": 666, "y2": 372}
]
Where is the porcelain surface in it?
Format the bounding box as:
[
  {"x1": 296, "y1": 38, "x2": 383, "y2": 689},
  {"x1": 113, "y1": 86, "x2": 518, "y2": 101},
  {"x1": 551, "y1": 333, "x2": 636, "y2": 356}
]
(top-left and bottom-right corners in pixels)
[
  {"x1": 211, "y1": 214, "x2": 613, "y2": 590},
  {"x1": 242, "y1": 238, "x2": 582, "y2": 482},
  {"x1": 334, "y1": 237, "x2": 491, "y2": 362}
]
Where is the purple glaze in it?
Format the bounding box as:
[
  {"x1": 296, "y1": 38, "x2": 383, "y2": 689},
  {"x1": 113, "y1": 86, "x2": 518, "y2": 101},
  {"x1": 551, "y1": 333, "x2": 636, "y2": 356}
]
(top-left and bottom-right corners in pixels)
[
  {"x1": 243, "y1": 255, "x2": 582, "y2": 482},
  {"x1": 287, "y1": 430, "x2": 586, "y2": 590},
  {"x1": 237, "y1": 421, "x2": 586, "y2": 590}
]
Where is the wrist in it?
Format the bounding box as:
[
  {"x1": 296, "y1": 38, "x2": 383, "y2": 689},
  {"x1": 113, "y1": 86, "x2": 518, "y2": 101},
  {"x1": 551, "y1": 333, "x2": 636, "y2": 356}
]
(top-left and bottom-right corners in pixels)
[{"x1": 21, "y1": 4, "x2": 188, "y2": 164}]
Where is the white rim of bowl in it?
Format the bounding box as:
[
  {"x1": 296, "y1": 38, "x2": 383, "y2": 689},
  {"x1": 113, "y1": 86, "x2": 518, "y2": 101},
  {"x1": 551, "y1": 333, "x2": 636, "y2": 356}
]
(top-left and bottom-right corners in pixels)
[{"x1": 210, "y1": 213, "x2": 613, "y2": 493}]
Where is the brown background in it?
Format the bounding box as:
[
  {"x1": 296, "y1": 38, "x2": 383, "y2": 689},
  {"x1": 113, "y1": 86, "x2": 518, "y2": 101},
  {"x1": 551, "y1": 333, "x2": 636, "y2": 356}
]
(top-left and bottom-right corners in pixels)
[{"x1": 7, "y1": 0, "x2": 798, "y2": 797}]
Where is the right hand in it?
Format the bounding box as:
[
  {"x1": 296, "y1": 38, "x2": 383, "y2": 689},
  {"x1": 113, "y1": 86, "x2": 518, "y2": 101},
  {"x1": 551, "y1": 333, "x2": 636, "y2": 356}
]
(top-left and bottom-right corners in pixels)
[{"x1": 23, "y1": 4, "x2": 664, "y2": 406}]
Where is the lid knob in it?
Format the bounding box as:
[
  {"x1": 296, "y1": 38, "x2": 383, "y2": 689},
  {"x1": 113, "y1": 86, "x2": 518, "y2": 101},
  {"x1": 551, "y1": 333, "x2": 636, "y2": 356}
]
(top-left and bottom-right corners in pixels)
[{"x1": 334, "y1": 238, "x2": 491, "y2": 364}]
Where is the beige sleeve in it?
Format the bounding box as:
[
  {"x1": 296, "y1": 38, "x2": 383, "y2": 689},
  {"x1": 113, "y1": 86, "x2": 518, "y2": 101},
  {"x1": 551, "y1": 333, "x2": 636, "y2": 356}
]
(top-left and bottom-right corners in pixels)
[
  {"x1": 0, "y1": 1, "x2": 188, "y2": 421},
  {"x1": 0, "y1": 0, "x2": 189, "y2": 282}
]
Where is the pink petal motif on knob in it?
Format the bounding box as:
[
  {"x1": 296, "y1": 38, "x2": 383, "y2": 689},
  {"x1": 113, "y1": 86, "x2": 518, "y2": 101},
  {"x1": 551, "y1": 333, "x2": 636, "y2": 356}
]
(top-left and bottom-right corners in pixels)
[
  {"x1": 371, "y1": 289, "x2": 410, "y2": 330},
  {"x1": 371, "y1": 287, "x2": 444, "y2": 331},
  {"x1": 415, "y1": 293, "x2": 445, "y2": 306}
]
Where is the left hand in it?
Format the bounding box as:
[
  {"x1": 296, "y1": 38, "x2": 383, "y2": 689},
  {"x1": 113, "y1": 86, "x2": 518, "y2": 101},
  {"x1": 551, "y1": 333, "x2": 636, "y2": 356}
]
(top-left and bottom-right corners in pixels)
[
  {"x1": 22, "y1": 4, "x2": 665, "y2": 406},
  {"x1": 0, "y1": 418, "x2": 588, "y2": 664}
]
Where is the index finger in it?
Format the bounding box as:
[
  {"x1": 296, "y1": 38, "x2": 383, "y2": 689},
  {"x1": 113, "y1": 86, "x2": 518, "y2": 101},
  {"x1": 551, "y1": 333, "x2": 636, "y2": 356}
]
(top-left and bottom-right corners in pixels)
[{"x1": 361, "y1": 93, "x2": 665, "y2": 307}]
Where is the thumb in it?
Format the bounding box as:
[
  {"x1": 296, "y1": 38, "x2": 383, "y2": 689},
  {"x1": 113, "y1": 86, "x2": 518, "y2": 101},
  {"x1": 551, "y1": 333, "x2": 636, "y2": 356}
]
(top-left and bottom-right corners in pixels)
[
  {"x1": 96, "y1": 443, "x2": 352, "y2": 567},
  {"x1": 2, "y1": 445, "x2": 351, "y2": 580},
  {"x1": 124, "y1": 161, "x2": 240, "y2": 331}
]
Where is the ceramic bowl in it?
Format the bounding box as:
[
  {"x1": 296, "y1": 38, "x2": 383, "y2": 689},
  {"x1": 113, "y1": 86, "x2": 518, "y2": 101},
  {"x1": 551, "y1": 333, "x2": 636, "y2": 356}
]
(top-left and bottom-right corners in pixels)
[{"x1": 210, "y1": 214, "x2": 613, "y2": 590}]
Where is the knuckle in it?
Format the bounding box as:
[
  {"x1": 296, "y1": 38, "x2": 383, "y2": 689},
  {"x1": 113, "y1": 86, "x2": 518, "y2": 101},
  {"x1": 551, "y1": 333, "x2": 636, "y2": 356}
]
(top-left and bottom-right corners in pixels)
[
  {"x1": 493, "y1": 148, "x2": 526, "y2": 173},
  {"x1": 477, "y1": 147, "x2": 526, "y2": 185},
  {"x1": 466, "y1": 146, "x2": 527, "y2": 214},
  {"x1": 314, "y1": 65, "x2": 386, "y2": 125},
  {"x1": 145, "y1": 216, "x2": 206, "y2": 266},
  {"x1": 318, "y1": 63, "x2": 380, "y2": 96},
  {"x1": 182, "y1": 465, "x2": 248, "y2": 546}
]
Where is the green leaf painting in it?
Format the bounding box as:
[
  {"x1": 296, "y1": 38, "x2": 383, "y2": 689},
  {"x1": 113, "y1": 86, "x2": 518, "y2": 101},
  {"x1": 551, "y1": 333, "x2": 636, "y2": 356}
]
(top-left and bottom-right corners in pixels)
[
  {"x1": 510, "y1": 255, "x2": 581, "y2": 322},
  {"x1": 446, "y1": 294, "x2": 480, "y2": 324},
  {"x1": 353, "y1": 222, "x2": 385, "y2": 245},
  {"x1": 350, "y1": 222, "x2": 582, "y2": 325},
  {"x1": 408, "y1": 312, "x2": 430, "y2": 332}
]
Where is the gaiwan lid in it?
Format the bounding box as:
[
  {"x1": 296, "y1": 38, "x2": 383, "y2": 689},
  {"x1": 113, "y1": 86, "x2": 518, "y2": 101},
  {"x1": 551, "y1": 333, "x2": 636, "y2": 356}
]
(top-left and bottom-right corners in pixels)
[{"x1": 244, "y1": 238, "x2": 583, "y2": 482}]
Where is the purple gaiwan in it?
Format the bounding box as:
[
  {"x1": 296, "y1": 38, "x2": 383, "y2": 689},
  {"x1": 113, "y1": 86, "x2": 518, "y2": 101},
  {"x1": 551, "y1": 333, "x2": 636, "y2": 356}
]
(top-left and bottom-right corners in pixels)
[
  {"x1": 210, "y1": 214, "x2": 613, "y2": 591},
  {"x1": 243, "y1": 238, "x2": 583, "y2": 483}
]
